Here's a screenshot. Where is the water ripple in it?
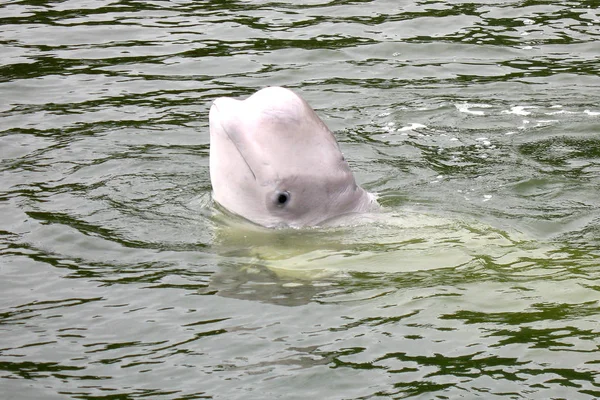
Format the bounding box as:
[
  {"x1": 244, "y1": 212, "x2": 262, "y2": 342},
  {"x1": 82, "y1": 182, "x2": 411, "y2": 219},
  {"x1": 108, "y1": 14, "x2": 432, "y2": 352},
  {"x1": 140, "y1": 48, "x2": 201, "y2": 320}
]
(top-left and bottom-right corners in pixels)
[{"x1": 1, "y1": 0, "x2": 600, "y2": 399}]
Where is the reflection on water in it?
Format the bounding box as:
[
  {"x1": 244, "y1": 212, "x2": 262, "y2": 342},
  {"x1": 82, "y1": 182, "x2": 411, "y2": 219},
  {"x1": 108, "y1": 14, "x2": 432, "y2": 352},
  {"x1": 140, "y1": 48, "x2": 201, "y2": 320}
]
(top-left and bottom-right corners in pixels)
[{"x1": 1, "y1": 0, "x2": 600, "y2": 399}]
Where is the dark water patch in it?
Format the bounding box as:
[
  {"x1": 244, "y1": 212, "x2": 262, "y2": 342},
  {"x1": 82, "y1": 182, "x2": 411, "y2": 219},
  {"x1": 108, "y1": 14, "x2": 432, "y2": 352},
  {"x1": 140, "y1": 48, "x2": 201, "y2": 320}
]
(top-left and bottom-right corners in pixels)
[{"x1": 2, "y1": 0, "x2": 600, "y2": 398}]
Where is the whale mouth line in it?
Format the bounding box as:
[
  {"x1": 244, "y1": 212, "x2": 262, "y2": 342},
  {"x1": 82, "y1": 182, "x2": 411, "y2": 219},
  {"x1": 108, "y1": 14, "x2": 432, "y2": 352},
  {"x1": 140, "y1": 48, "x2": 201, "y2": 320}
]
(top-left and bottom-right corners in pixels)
[{"x1": 213, "y1": 101, "x2": 257, "y2": 182}]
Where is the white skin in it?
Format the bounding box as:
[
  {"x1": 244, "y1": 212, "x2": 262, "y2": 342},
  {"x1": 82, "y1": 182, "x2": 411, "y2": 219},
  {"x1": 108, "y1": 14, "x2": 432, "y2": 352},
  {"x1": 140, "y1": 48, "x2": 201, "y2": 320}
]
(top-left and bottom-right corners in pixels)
[{"x1": 209, "y1": 86, "x2": 377, "y2": 228}]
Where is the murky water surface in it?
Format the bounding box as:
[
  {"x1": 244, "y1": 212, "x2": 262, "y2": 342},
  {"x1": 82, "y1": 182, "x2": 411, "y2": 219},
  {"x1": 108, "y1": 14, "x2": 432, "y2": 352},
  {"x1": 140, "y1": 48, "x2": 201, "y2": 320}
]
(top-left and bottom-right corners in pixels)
[{"x1": 1, "y1": 1, "x2": 600, "y2": 398}]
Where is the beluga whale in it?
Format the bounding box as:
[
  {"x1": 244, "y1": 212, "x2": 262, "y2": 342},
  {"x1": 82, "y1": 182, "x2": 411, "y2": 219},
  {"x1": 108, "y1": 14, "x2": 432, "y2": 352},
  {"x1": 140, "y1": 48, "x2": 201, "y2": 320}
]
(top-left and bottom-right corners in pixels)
[{"x1": 209, "y1": 86, "x2": 378, "y2": 228}]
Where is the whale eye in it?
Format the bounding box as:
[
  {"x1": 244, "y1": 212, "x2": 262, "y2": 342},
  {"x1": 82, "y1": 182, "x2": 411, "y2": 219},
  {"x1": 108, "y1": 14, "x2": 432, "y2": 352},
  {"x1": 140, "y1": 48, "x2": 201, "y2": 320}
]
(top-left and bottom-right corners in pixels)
[{"x1": 275, "y1": 190, "x2": 290, "y2": 207}]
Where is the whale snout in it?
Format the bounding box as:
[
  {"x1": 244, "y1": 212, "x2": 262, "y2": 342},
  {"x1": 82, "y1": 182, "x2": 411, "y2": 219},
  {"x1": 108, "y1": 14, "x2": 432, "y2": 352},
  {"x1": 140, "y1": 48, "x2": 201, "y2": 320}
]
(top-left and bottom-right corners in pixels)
[{"x1": 210, "y1": 97, "x2": 240, "y2": 116}]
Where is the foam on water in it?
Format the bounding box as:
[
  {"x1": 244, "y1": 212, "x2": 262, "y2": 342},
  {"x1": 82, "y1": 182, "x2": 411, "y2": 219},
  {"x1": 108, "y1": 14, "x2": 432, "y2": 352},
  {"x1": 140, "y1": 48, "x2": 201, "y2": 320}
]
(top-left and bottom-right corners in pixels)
[{"x1": 1, "y1": 1, "x2": 600, "y2": 399}]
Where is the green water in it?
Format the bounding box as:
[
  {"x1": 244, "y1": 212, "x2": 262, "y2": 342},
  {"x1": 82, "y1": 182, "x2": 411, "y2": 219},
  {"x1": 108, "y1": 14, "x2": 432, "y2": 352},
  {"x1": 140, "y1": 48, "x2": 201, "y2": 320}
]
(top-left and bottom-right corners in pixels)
[{"x1": 1, "y1": 1, "x2": 600, "y2": 399}]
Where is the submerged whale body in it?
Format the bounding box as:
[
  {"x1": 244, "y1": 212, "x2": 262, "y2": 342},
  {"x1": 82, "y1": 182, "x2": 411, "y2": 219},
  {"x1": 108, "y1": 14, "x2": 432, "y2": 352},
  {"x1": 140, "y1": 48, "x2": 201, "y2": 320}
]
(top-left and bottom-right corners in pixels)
[{"x1": 209, "y1": 86, "x2": 377, "y2": 228}]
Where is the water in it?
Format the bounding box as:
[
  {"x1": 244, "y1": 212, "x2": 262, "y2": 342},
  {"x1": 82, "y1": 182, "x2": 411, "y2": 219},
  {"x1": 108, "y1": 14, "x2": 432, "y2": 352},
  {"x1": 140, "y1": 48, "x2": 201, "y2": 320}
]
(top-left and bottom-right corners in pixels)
[{"x1": 1, "y1": 0, "x2": 600, "y2": 398}]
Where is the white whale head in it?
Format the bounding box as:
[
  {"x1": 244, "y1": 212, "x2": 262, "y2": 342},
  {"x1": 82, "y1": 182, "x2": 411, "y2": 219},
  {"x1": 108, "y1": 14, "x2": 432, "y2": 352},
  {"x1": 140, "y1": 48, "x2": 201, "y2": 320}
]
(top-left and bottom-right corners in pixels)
[{"x1": 209, "y1": 86, "x2": 377, "y2": 228}]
